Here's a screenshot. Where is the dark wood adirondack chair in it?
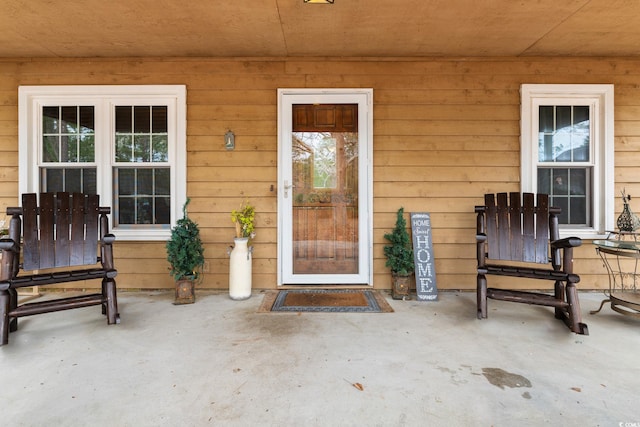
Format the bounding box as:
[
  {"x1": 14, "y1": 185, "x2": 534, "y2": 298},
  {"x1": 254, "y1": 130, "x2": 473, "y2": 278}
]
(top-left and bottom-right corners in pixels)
[
  {"x1": 0, "y1": 192, "x2": 119, "y2": 345},
  {"x1": 475, "y1": 192, "x2": 588, "y2": 335}
]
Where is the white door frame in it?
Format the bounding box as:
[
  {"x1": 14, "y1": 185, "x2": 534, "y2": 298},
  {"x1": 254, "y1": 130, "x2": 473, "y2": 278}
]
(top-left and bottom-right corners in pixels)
[{"x1": 277, "y1": 88, "x2": 373, "y2": 286}]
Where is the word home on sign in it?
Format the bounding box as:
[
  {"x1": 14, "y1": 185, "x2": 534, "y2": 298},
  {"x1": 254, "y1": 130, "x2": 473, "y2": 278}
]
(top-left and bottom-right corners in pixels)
[{"x1": 410, "y1": 212, "x2": 438, "y2": 301}]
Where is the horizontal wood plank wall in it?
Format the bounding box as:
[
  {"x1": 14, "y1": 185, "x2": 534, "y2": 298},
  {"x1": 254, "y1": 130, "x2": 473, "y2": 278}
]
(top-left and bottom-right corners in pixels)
[{"x1": 0, "y1": 57, "x2": 639, "y2": 291}]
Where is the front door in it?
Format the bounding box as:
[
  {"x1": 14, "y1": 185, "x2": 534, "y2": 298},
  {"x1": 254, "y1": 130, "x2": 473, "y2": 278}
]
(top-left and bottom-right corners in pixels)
[{"x1": 278, "y1": 89, "x2": 372, "y2": 285}]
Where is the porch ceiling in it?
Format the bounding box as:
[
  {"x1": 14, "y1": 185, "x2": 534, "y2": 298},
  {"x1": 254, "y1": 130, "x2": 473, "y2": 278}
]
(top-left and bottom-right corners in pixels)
[{"x1": 1, "y1": 0, "x2": 639, "y2": 59}]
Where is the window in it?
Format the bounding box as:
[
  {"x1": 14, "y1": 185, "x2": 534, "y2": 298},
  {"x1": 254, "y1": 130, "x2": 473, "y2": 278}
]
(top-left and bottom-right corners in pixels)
[
  {"x1": 521, "y1": 84, "x2": 614, "y2": 239},
  {"x1": 19, "y1": 85, "x2": 186, "y2": 241}
]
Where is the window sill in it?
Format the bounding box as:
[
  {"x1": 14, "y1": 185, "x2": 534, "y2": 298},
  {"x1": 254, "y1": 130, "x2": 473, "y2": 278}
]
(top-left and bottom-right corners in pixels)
[{"x1": 112, "y1": 228, "x2": 171, "y2": 241}]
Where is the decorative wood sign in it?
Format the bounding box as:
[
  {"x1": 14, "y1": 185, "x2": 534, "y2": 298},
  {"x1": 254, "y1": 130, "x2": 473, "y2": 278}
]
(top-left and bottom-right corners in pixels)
[{"x1": 410, "y1": 212, "x2": 438, "y2": 301}]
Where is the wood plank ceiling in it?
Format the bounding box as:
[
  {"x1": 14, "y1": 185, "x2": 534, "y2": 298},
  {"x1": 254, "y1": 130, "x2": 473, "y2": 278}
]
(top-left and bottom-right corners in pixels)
[{"x1": 1, "y1": 0, "x2": 639, "y2": 58}]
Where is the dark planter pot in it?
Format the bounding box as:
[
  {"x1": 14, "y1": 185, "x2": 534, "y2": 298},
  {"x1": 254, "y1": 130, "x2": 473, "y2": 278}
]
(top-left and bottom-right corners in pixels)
[
  {"x1": 391, "y1": 272, "x2": 411, "y2": 300},
  {"x1": 174, "y1": 278, "x2": 195, "y2": 305}
]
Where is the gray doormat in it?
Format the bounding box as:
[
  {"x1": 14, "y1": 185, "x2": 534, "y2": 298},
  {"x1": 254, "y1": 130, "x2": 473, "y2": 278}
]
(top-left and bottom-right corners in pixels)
[{"x1": 258, "y1": 289, "x2": 394, "y2": 313}]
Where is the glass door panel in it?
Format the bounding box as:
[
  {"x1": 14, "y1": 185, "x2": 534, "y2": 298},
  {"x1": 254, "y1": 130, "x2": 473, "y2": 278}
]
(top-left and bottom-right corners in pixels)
[{"x1": 292, "y1": 128, "x2": 359, "y2": 274}]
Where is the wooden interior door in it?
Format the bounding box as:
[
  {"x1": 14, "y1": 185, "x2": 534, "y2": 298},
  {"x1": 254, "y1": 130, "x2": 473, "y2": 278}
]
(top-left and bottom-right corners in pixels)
[{"x1": 291, "y1": 104, "x2": 359, "y2": 275}]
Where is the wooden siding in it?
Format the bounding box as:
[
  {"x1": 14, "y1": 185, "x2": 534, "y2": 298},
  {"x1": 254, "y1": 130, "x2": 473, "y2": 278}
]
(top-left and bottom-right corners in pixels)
[{"x1": 1, "y1": 57, "x2": 639, "y2": 291}]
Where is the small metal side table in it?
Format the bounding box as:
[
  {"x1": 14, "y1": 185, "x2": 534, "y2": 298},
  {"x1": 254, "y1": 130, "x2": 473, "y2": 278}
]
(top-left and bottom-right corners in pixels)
[{"x1": 592, "y1": 232, "x2": 640, "y2": 318}]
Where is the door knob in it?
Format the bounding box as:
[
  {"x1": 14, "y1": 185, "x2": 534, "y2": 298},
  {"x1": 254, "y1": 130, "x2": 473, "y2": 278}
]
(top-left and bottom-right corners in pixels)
[{"x1": 284, "y1": 180, "x2": 295, "y2": 198}]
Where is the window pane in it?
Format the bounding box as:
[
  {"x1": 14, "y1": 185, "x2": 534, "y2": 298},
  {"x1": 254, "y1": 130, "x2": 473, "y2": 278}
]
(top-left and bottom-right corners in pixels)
[
  {"x1": 551, "y1": 196, "x2": 569, "y2": 225},
  {"x1": 155, "y1": 168, "x2": 170, "y2": 195},
  {"x1": 115, "y1": 106, "x2": 132, "y2": 133},
  {"x1": 539, "y1": 134, "x2": 554, "y2": 162},
  {"x1": 538, "y1": 105, "x2": 590, "y2": 163},
  {"x1": 42, "y1": 136, "x2": 59, "y2": 162},
  {"x1": 41, "y1": 167, "x2": 96, "y2": 194},
  {"x1": 574, "y1": 106, "x2": 589, "y2": 125},
  {"x1": 151, "y1": 107, "x2": 168, "y2": 163},
  {"x1": 115, "y1": 167, "x2": 171, "y2": 225},
  {"x1": 65, "y1": 168, "x2": 81, "y2": 193},
  {"x1": 537, "y1": 168, "x2": 552, "y2": 194},
  {"x1": 79, "y1": 106, "x2": 95, "y2": 134},
  {"x1": 83, "y1": 169, "x2": 97, "y2": 194},
  {"x1": 571, "y1": 107, "x2": 590, "y2": 161},
  {"x1": 138, "y1": 169, "x2": 153, "y2": 194},
  {"x1": 152, "y1": 135, "x2": 168, "y2": 162},
  {"x1": 571, "y1": 136, "x2": 589, "y2": 162},
  {"x1": 42, "y1": 105, "x2": 95, "y2": 165},
  {"x1": 116, "y1": 135, "x2": 133, "y2": 162},
  {"x1": 539, "y1": 106, "x2": 553, "y2": 133},
  {"x1": 63, "y1": 135, "x2": 78, "y2": 162},
  {"x1": 118, "y1": 168, "x2": 135, "y2": 195},
  {"x1": 119, "y1": 197, "x2": 135, "y2": 224},
  {"x1": 116, "y1": 105, "x2": 166, "y2": 164},
  {"x1": 44, "y1": 169, "x2": 63, "y2": 193},
  {"x1": 152, "y1": 106, "x2": 167, "y2": 133},
  {"x1": 313, "y1": 136, "x2": 337, "y2": 188},
  {"x1": 552, "y1": 170, "x2": 569, "y2": 196},
  {"x1": 570, "y1": 197, "x2": 587, "y2": 224},
  {"x1": 556, "y1": 106, "x2": 571, "y2": 129},
  {"x1": 134, "y1": 135, "x2": 150, "y2": 162},
  {"x1": 43, "y1": 107, "x2": 59, "y2": 133},
  {"x1": 134, "y1": 106, "x2": 150, "y2": 133},
  {"x1": 79, "y1": 134, "x2": 95, "y2": 162},
  {"x1": 137, "y1": 197, "x2": 153, "y2": 224},
  {"x1": 539, "y1": 167, "x2": 589, "y2": 226},
  {"x1": 569, "y1": 168, "x2": 586, "y2": 195},
  {"x1": 551, "y1": 132, "x2": 571, "y2": 161},
  {"x1": 155, "y1": 197, "x2": 171, "y2": 224},
  {"x1": 61, "y1": 106, "x2": 78, "y2": 133}
]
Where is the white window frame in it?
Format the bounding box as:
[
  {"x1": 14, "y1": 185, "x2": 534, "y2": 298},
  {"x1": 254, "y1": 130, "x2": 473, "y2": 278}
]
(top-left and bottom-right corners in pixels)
[
  {"x1": 521, "y1": 84, "x2": 614, "y2": 239},
  {"x1": 18, "y1": 85, "x2": 187, "y2": 241}
]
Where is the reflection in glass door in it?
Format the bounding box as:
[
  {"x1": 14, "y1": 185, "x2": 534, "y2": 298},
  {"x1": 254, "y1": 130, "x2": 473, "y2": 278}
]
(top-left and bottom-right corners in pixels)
[{"x1": 291, "y1": 104, "x2": 359, "y2": 275}]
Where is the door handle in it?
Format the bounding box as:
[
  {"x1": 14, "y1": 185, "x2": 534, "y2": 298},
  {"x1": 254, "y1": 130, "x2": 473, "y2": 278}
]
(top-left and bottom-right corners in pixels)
[{"x1": 284, "y1": 180, "x2": 295, "y2": 198}]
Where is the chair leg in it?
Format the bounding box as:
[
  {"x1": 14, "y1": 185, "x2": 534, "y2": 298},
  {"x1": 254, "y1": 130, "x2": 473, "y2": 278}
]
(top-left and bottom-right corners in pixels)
[
  {"x1": 0, "y1": 289, "x2": 10, "y2": 346},
  {"x1": 565, "y1": 282, "x2": 588, "y2": 335},
  {"x1": 554, "y1": 280, "x2": 566, "y2": 320},
  {"x1": 101, "y1": 280, "x2": 107, "y2": 315},
  {"x1": 477, "y1": 274, "x2": 487, "y2": 319},
  {"x1": 104, "y1": 279, "x2": 120, "y2": 325},
  {"x1": 7, "y1": 288, "x2": 18, "y2": 332}
]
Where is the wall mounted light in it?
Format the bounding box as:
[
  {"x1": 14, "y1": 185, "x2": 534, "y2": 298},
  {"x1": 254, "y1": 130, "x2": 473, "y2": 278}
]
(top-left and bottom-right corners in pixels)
[
  {"x1": 225, "y1": 130, "x2": 235, "y2": 150},
  {"x1": 304, "y1": 0, "x2": 334, "y2": 3}
]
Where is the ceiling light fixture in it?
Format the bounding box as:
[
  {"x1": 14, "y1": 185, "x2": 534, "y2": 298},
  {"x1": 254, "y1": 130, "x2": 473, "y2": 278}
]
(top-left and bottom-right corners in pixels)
[{"x1": 304, "y1": 0, "x2": 334, "y2": 4}]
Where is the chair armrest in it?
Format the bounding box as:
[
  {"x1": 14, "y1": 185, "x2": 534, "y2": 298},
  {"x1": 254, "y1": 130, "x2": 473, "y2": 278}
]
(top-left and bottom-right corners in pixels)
[
  {"x1": 102, "y1": 233, "x2": 116, "y2": 245},
  {"x1": 551, "y1": 237, "x2": 582, "y2": 249},
  {"x1": 476, "y1": 233, "x2": 488, "y2": 268},
  {"x1": 0, "y1": 237, "x2": 18, "y2": 252}
]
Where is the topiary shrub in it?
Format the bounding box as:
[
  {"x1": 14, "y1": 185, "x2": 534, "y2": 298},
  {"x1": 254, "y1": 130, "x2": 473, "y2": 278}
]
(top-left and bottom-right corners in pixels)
[
  {"x1": 166, "y1": 198, "x2": 205, "y2": 281},
  {"x1": 383, "y1": 207, "x2": 414, "y2": 276}
]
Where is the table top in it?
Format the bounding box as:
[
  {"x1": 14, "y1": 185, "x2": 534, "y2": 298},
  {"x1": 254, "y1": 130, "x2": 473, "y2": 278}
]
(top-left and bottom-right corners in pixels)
[{"x1": 593, "y1": 239, "x2": 640, "y2": 251}]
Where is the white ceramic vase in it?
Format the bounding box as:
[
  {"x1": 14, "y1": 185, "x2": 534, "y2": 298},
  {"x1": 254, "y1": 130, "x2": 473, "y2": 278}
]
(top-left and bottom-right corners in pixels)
[{"x1": 229, "y1": 237, "x2": 252, "y2": 300}]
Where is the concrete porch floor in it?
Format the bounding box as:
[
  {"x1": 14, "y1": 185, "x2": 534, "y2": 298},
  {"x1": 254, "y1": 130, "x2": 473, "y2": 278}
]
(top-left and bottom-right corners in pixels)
[{"x1": 0, "y1": 290, "x2": 638, "y2": 426}]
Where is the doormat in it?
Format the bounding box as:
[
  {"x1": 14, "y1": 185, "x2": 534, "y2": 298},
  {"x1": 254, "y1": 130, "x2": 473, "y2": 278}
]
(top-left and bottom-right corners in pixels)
[{"x1": 258, "y1": 289, "x2": 394, "y2": 313}]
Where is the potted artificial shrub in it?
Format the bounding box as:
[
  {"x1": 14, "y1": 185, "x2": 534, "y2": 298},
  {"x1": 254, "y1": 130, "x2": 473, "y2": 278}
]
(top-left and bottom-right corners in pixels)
[
  {"x1": 384, "y1": 207, "x2": 414, "y2": 300},
  {"x1": 166, "y1": 198, "x2": 205, "y2": 304}
]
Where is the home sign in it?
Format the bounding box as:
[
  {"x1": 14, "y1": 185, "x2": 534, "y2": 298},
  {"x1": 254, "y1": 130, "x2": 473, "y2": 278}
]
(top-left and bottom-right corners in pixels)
[{"x1": 410, "y1": 212, "x2": 438, "y2": 301}]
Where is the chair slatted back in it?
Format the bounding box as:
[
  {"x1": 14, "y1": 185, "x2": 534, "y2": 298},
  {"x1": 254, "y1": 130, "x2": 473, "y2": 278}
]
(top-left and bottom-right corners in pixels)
[
  {"x1": 22, "y1": 192, "x2": 100, "y2": 271},
  {"x1": 484, "y1": 192, "x2": 550, "y2": 264}
]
